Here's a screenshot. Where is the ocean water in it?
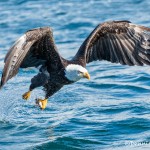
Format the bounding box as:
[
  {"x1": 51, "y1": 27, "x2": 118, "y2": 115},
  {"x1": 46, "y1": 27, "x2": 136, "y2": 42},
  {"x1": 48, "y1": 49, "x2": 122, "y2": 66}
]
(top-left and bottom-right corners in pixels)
[{"x1": 0, "y1": 0, "x2": 150, "y2": 149}]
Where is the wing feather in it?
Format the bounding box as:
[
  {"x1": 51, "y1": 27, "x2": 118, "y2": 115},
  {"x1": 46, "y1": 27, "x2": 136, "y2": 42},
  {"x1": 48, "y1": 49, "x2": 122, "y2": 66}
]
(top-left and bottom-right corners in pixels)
[
  {"x1": 73, "y1": 21, "x2": 150, "y2": 67},
  {"x1": 1, "y1": 27, "x2": 64, "y2": 88},
  {"x1": 1, "y1": 35, "x2": 34, "y2": 87},
  {"x1": 110, "y1": 35, "x2": 125, "y2": 65}
]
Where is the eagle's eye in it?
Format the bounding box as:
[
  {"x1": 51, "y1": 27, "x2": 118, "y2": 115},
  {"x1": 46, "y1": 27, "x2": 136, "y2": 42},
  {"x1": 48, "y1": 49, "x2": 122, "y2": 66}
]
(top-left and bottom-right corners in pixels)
[{"x1": 78, "y1": 71, "x2": 83, "y2": 74}]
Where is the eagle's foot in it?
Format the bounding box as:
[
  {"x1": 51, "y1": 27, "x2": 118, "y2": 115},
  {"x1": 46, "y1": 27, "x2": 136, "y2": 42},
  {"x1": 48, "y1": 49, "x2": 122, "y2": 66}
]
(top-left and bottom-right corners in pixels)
[
  {"x1": 36, "y1": 98, "x2": 48, "y2": 110},
  {"x1": 22, "y1": 91, "x2": 31, "y2": 100}
]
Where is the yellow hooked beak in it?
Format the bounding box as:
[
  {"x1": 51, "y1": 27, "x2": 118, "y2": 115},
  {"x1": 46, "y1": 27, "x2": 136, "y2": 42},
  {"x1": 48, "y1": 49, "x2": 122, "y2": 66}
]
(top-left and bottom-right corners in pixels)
[{"x1": 83, "y1": 72, "x2": 90, "y2": 80}]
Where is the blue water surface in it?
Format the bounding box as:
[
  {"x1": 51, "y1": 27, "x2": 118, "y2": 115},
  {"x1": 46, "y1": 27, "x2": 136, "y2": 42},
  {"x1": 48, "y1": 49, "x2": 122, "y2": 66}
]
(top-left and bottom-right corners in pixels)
[{"x1": 0, "y1": 0, "x2": 150, "y2": 150}]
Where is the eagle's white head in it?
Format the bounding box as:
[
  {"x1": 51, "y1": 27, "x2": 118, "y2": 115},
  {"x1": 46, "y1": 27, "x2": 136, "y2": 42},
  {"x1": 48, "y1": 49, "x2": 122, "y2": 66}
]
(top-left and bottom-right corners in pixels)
[{"x1": 65, "y1": 64, "x2": 90, "y2": 82}]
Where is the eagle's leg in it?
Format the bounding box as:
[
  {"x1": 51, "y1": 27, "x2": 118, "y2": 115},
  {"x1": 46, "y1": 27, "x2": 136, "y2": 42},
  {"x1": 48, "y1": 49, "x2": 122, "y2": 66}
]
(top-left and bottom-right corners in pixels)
[
  {"x1": 22, "y1": 71, "x2": 49, "y2": 100},
  {"x1": 36, "y1": 82, "x2": 63, "y2": 110}
]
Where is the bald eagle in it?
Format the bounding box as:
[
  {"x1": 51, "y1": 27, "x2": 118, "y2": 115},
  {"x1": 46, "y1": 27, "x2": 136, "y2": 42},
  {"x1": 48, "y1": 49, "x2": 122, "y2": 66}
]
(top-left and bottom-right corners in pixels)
[{"x1": 1, "y1": 20, "x2": 150, "y2": 109}]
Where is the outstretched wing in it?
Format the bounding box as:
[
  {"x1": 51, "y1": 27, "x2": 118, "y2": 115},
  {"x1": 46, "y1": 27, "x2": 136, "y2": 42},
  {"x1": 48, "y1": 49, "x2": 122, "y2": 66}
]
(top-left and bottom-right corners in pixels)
[
  {"x1": 1, "y1": 27, "x2": 64, "y2": 88},
  {"x1": 73, "y1": 20, "x2": 150, "y2": 67}
]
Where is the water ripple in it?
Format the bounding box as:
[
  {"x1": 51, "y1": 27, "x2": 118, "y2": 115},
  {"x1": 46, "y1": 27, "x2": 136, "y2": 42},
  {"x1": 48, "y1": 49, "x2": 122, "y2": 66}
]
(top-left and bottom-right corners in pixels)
[{"x1": 1, "y1": 0, "x2": 150, "y2": 150}]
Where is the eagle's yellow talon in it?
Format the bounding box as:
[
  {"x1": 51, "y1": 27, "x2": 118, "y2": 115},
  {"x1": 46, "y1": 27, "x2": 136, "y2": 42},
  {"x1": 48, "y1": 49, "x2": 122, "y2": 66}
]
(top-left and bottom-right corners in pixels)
[
  {"x1": 36, "y1": 99, "x2": 48, "y2": 110},
  {"x1": 22, "y1": 91, "x2": 31, "y2": 100}
]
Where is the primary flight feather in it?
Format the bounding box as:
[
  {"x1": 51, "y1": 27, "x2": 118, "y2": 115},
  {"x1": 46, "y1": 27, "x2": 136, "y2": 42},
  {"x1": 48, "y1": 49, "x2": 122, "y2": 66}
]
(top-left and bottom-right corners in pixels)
[{"x1": 1, "y1": 20, "x2": 150, "y2": 109}]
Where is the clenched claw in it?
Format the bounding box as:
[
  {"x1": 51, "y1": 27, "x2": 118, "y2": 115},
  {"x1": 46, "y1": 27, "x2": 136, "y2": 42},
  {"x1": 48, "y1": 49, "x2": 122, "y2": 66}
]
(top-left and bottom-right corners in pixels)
[
  {"x1": 22, "y1": 91, "x2": 31, "y2": 100},
  {"x1": 36, "y1": 99, "x2": 48, "y2": 110}
]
